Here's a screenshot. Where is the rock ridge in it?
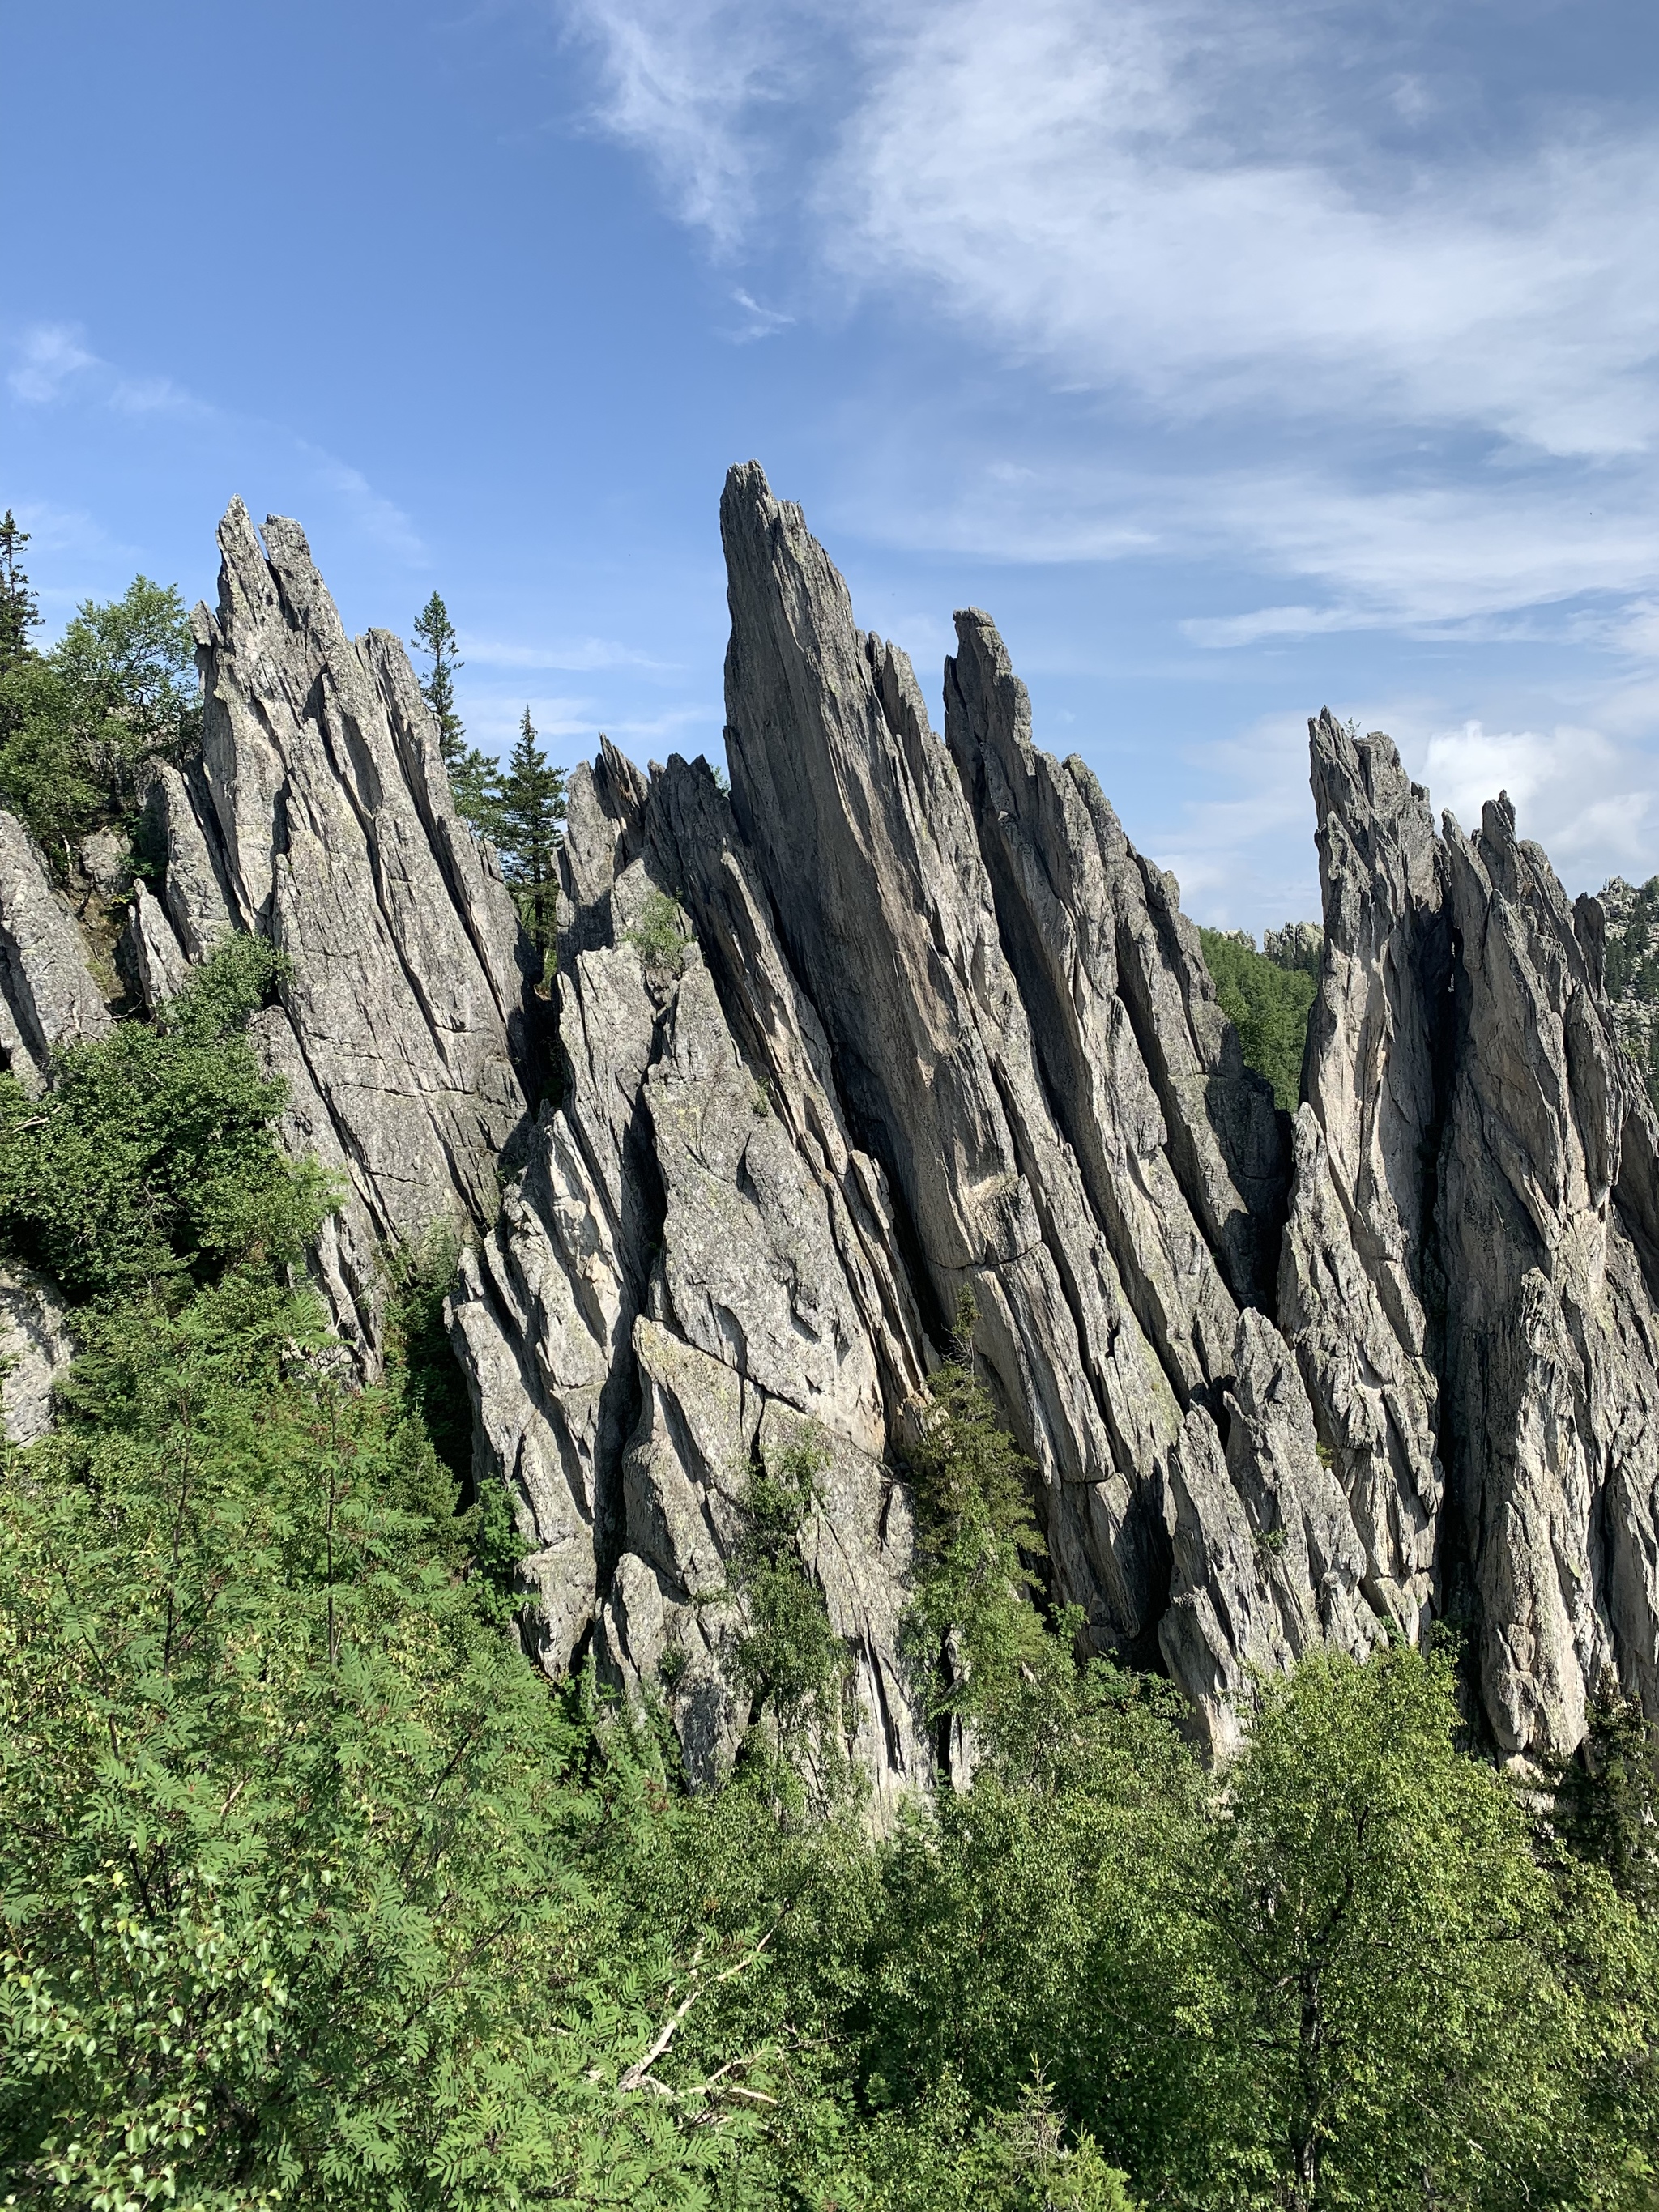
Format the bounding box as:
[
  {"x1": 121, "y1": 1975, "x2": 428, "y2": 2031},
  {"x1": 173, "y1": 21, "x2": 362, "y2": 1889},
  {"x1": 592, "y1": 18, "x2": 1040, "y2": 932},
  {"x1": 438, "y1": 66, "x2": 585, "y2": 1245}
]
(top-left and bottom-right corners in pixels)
[{"x1": 8, "y1": 469, "x2": 1659, "y2": 1782}]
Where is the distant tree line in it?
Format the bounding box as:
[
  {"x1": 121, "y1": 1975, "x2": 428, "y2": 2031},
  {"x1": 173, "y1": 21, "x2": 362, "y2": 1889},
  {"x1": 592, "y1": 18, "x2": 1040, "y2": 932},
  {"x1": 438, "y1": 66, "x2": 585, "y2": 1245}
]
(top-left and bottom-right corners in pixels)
[{"x1": 1200, "y1": 925, "x2": 1319, "y2": 1112}]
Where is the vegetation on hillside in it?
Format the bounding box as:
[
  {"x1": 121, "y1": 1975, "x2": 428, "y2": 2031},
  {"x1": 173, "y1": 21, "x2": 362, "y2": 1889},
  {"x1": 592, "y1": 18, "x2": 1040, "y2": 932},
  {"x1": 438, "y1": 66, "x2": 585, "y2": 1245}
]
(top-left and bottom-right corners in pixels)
[
  {"x1": 1201, "y1": 927, "x2": 1317, "y2": 1111},
  {"x1": 0, "y1": 513, "x2": 198, "y2": 867},
  {"x1": 1601, "y1": 874, "x2": 1659, "y2": 1112}
]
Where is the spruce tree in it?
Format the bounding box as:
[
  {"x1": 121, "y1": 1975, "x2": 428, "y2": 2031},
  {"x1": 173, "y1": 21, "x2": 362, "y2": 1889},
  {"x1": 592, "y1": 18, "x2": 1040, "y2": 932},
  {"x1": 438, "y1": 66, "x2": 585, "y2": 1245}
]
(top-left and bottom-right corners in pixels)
[
  {"x1": 411, "y1": 590, "x2": 464, "y2": 765},
  {"x1": 497, "y1": 705, "x2": 565, "y2": 962},
  {"x1": 410, "y1": 588, "x2": 503, "y2": 840},
  {"x1": 0, "y1": 509, "x2": 41, "y2": 672}
]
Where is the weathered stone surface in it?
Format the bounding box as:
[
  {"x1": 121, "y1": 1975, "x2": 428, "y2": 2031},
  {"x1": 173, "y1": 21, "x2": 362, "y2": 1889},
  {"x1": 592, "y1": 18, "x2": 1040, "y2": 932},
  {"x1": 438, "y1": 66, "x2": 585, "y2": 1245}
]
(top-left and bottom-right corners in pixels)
[
  {"x1": 450, "y1": 728, "x2": 934, "y2": 1795},
  {"x1": 0, "y1": 808, "x2": 112, "y2": 1091},
  {"x1": 1291, "y1": 719, "x2": 1659, "y2": 1759},
  {"x1": 140, "y1": 761, "x2": 234, "y2": 962},
  {"x1": 190, "y1": 504, "x2": 539, "y2": 1260},
  {"x1": 123, "y1": 879, "x2": 190, "y2": 1012},
  {"x1": 0, "y1": 1260, "x2": 73, "y2": 1444},
  {"x1": 944, "y1": 606, "x2": 1280, "y2": 1388},
  {"x1": 1437, "y1": 796, "x2": 1659, "y2": 1756},
  {"x1": 77, "y1": 828, "x2": 128, "y2": 899},
  {"x1": 1279, "y1": 717, "x2": 1448, "y2": 1642}
]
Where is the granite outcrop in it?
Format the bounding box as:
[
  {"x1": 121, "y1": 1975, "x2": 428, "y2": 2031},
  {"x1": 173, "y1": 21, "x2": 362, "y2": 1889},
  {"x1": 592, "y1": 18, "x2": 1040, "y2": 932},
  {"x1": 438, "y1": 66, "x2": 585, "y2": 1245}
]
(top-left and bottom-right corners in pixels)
[{"x1": 6, "y1": 471, "x2": 1659, "y2": 1783}]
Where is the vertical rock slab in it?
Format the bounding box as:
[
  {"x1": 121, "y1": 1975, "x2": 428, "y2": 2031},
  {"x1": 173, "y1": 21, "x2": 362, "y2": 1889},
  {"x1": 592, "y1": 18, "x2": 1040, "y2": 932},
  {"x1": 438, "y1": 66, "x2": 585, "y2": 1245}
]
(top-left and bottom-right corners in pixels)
[
  {"x1": 943, "y1": 607, "x2": 1281, "y2": 1400},
  {"x1": 1280, "y1": 718, "x2": 1448, "y2": 1641},
  {"x1": 448, "y1": 744, "x2": 933, "y2": 1803},
  {"x1": 0, "y1": 1260, "x2": 74, "y2": 1444},
  {"x1": 721, "y1": 464, "x2": 1191, "y2": 1663},
  {"x1": 1439, "y1": 796, "x2": 1659, "y2": 1755},
  {"x1": 714, "y1": 462, "x2": 1382, "y2": 1730},
  {"x1": 0, "y1": 808, "x2": 112, "y2": 1091},
  {"x1": 177, "y1": 503, "x2": 540, "y2": 1347}
]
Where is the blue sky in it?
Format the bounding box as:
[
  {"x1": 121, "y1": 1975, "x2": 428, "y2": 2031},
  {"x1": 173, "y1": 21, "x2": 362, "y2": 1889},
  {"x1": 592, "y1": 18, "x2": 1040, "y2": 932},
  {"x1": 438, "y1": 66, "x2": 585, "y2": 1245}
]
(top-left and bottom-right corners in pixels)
[{"x1": 6, "y1": 0, "x2": 1658, "y2": 931}]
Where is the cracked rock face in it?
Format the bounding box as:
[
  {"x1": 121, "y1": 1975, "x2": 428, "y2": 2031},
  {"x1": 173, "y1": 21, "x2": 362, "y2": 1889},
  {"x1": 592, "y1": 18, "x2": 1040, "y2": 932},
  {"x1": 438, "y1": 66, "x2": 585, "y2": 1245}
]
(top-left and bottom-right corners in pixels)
[
  {"x1": 6, "y1": 470, "x2": 1659, "y2": 1778},
  {"x1": 0, "y1": 1261, "x2": 74, "y2": 1444},
  {"x1": 0, "y1": 808, "x2": 113, "y2": 1092},
  {"x1": 118, "y1": 502, "x2": 544, "y2": 1356}
]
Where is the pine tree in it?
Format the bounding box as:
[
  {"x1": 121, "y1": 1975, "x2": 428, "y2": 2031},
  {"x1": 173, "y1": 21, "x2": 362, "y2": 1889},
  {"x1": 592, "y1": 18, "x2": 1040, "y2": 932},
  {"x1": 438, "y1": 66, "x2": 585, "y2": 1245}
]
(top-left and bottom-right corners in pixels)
[
  {"x1": 497, "y1": 705, "x2": 565, "y2": 963},
  {"x1": 411, "y1": 590, "x2": 464, "y2": 765},
  {"x1": 0, "y1": 509, "x2": 41, "y2": 672},
  {"x1": 411, "y1": 589, "x2": 504, "y2": 841}
]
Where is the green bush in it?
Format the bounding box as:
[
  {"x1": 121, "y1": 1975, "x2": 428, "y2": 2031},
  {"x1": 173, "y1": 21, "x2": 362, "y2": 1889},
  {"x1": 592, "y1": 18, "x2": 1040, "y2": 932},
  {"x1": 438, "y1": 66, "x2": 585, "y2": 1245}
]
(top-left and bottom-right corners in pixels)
[
  {"x1": 625, "y1": 889, "x2": 689, "y2": 978},
  {"x1": 0, "y1": 575, "x2": 198, "y2": 860},
  {"x1": 0, "y1": 939, "x2": 336, "y2": 1302}
]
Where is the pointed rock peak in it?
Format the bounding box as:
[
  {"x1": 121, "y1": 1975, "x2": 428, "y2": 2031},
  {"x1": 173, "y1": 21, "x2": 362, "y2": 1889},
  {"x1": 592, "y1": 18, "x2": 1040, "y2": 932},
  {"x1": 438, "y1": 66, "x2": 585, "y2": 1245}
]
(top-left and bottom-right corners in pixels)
[{"x1": 945, "y1": 607, "x2": 1035, "y2": 788}]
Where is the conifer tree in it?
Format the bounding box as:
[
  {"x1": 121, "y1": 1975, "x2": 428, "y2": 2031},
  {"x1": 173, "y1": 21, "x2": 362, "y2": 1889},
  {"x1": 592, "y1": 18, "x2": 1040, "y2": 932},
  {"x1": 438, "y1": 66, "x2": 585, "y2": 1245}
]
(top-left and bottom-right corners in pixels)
[
  {"x1": 411, "y1": 588, "x2": 502, "y2": 840},
  {"x1": 412, "y1": 590, "x2": 464, "y2": 765},
  {"x1": 497, "y1": 705, "x2": 565, "y2": 961},
  {"x1": 0, "y1": 509, "x2": 41, "y2": 673}
]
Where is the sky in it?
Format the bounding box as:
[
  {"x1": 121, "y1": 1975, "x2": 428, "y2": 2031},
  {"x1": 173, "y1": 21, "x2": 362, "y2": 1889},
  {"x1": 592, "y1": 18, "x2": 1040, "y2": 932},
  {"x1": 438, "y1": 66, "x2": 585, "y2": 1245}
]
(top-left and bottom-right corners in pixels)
[{"x1": 5, "y1": 0, "x2": 1658, "y2": 932}]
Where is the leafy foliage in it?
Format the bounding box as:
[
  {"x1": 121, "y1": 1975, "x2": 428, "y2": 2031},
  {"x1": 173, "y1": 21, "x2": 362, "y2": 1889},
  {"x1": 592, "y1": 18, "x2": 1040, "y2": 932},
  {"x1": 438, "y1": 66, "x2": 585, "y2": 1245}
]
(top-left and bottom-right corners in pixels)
[
  {"x1": 0, "y1": 573, "x2": 198, "y2": 858},
  {"x1": 0, "y1": 940, "x2": 335, "y2": 1305},
  {"x1": 1600, "y1": 876, "x2": 1659, "y2": 1114},
  {"x1": 1200, "y1": 927, "x2": 1316, "y2": 1111},
  {"x1": 625, "y1": 889, "x2": 690, "y2": 978},
  {"x1": 903, "y1": 1293, "x2": 1048, "y2": 1733},
  {"x1": 5, "y1": 858, "x2": 1659, "y2": 2205}
]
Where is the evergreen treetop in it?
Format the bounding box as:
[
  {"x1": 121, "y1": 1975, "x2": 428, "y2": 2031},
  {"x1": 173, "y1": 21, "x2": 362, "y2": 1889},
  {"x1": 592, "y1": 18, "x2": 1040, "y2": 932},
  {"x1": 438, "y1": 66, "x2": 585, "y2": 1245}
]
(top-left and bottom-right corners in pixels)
[
  {"x1": 0, "y1": 509, "x2": 41, "y2": 672},
  {"x1": 412, "y1": 589, "x2": 465, "y2": 765},
  {"x1": 497, "y1": 704, "x2": 566, "y2": 956}
]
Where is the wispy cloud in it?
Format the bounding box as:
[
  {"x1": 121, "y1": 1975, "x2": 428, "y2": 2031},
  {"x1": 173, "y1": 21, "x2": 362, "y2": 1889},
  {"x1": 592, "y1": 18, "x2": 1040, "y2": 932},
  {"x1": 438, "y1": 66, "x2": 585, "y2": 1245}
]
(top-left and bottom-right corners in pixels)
[
  {"x1": 460, "y1": 632, "x2": 672, "y2": 671},
  {"x1": 9, "y1": 324, "x2": 98, "y2": 403},
  {"x1": 9, "y1": 322, "x2": 200, "y2": 416},
  {"x1": 727, "y1": 288, "x2": 793, "y2": 342},
  {"x1": 299, "y1": 447, "x2": 426, "y2": 564},
  {"x1": 566, "y1": 0, "x2": 1659, "y2": 639}
]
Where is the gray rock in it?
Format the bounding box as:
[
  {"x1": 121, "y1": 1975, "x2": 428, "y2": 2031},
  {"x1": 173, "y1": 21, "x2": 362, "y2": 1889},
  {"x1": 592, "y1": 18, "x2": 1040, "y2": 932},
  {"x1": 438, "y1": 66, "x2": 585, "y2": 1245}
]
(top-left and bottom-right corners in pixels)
[
  {"x1": 123, "y1": 879, "x2": 190, "y2": 1012},
  {"x1": 14, "y1": 471, "x2": 1658, "y2": 1782},
  {"x1": 140, "y1": 760, "x2": 234, "y2": 962},
  {"x1": 77, "y1": 827, "x2": 129, "y2": 898},
  {"x1": 450, "y1": 735, "x2": 933, "y2": 1796},
  {"x1": 1264, "y1": 920, "x2": 1324, "y2": 975},
  {"x1": 0, "y1": 808, "x2": 112, "y2": 1090},
  {"x1": 1294, "y1": 720, "x2": 1659, "y2": 1760},
  {"x1": 190, "y1": 505, "x2": 538, "y2": 1259},
  {"x1": 0, "y1": 1261, "x2": 74, "y2": 1444},
  {"x1": 1438, "y1": 795, "x2": 1659, "y2": 1757}
]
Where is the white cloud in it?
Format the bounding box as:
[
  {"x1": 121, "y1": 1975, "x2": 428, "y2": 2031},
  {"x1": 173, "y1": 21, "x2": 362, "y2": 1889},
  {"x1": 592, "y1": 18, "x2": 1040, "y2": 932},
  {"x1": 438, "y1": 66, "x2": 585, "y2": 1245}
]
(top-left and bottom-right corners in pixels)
[
  {"x1": 570, "y1": 0, "x2": 1659, "y2": 457},
  {"x1": 727, "y1": 288, "x2": 793, "y2": 341},
  {"x1": 1414, "y1": 720, "x2": 1659, "y2": 880},
  {"x1": 8, "y1": 323, "x2": 200, "y2": 416},
  {"x1": 9, "y1": 324, "x2": 98, "y2": 403},
  {"x1": 567, "y1": 0, "x2": 1659, "y2": 654},
  {"x1": 822, "y1": 2, "x2": 1659, "y2": 458}
]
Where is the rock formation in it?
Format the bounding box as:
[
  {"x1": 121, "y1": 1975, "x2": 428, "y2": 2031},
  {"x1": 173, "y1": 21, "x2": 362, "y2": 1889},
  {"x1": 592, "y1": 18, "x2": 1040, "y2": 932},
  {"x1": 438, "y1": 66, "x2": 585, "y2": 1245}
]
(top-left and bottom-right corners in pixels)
[{"x1": 6, "y1": 471, "x2": 1659, "y2": 1783}]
